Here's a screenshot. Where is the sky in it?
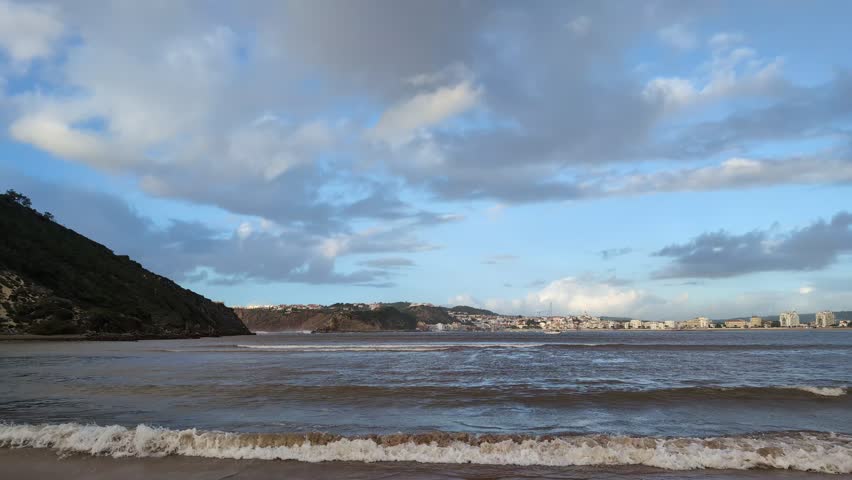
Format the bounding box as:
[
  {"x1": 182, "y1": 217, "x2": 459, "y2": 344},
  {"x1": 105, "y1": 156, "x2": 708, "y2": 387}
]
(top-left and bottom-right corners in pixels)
[{"x1": 1, "y1": 0, "x2": 851, "y2": 320}]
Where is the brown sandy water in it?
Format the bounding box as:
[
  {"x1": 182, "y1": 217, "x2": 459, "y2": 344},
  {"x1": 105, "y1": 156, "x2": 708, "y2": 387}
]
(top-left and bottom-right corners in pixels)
[{"x1": 2, "y1": 330, "x2": 851, "y2": 477}]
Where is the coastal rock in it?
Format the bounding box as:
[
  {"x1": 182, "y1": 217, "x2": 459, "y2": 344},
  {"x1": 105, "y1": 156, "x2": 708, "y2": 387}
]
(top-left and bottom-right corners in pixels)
[{"x1": 0, "y1": 193, "x2": 250, "y2": 338}]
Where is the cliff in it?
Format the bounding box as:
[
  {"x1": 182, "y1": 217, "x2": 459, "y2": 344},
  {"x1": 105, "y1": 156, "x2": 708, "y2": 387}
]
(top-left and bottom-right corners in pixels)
[
  {"x1": 235, "y1": 306, "x2": 419, "y2": 332},
  {"x1": 0, "y1": 191, "x2": 250, "y2": 338}
]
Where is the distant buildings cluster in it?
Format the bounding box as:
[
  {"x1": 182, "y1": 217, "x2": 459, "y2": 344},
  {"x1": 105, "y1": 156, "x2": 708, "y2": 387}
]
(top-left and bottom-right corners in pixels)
[
  {"x1": 239, "y1": 303, "x2": 324, "y2": 312},
  {"x1": 436, "y1": 310, "x2": 849, "y2": 332},
  {"x1": 617, "y1": 310, "x2": 846, "y2": 330},
  {"x1": 237, "y1": 303, "x2": 848, "y2": 331}
]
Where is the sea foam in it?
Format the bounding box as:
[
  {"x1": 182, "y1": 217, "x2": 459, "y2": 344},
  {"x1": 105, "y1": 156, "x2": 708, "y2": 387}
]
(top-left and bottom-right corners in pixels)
[
  {"x1": 1, "y1": 423, "x2": 851, "y2": 473},
  {"x1": 790, "y1": 386, "x2": 847, "y2": 397}
]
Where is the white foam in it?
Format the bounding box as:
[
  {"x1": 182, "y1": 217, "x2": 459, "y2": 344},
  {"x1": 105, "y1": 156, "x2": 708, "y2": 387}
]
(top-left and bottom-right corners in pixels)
[
  {"x1": 790, "y1": 386, "x2": 847, "y2": 397},
  {"x1": 1, "y1": 423, "x2": 851, "y2": 473},
  {"x1": 235, "y1": 343, "x2": 545, "y2": 352}
]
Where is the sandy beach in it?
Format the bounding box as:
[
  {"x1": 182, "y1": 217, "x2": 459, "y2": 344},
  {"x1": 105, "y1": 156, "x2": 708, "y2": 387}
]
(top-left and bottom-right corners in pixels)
[{"x1": 1, "y1": 448, "x2": 842, "y2": 480}]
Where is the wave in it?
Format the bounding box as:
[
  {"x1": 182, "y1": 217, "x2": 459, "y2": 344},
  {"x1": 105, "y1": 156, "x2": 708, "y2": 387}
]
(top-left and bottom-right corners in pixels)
[
  {"x1": 235, "y1": 343, "x2": 545, "y2": 352},
  {"x1": 65, "y1": 384, "x2": 848, "y2": 407},
  {"x1": 792, "y1": 386, "x2": 847, "y2": 397},
  {"x1": 1, "y1": 423, "x2": 850, "y2": 473}
]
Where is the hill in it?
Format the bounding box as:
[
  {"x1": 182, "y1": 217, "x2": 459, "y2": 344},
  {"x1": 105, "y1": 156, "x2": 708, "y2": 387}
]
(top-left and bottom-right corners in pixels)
[
  {"x1": 235, "y1": 303, "x2": 498, "y2": 332},
  {"x1": 0, "y1": 190, "x2": 250, "y2": 338},
  {"x1": 449, "y1": 305, "x2": 498, "y2": 316},
  {"x1": 234, "y1": 306, "x2": 417, "y2": 332},
  {"x1": 404, "y1": 305, "x2": 455, "y2": 325}
]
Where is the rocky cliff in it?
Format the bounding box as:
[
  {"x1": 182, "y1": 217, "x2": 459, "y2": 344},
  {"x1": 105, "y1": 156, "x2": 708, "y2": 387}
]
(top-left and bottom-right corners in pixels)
[
  {"x1": 0, "y1": 191, "x2": 250, "y2": 338},
  {"x1": 234, "y1": 306, "x2": 418, "y2": 332}
]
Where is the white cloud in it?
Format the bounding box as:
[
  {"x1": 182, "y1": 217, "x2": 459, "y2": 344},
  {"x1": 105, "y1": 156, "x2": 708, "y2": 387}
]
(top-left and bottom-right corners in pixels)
[
  {"x1": 406, "y1": 63, "x2": 473, "y2": 87},
  {"x1": 227, "y1": 119, "x2": 334, "y2": 181},
  {"x1": 477, "y1": 277, "x2": 659, "y2": 317},
  {"x1": 456, "y1": 275, "x2": 851, "y2": 320},
  {"x1": 368, "y1": 81, "x2": 482, "y2": 146},
  {"x1": 610, "y1": 156, "x2": 852, "y2": 195},
  {"x1": 643, "y1": 43, "x2": 784, "y2": 110},
  {"x1": 0, "y1": 0, "x2": 63, "y2": 63},
  {"x1": 566, "y1": 16, "x2": 591, "y2": 36},
  {"x1": 9, "y1": 114, "x2": 116, "y2": 168},
  {"x1": 448, "y1": 294, "x2": 480, "y2": 307},
  {"x1": 642, "y1": 77, "x2": 698, "y2": 109},
  {"x1": 657, "y1": 23, "x2": 697, "y2": 51},
  {"x1": 236, "y1": 222, "x2": 253, "y2": 240},
  {"x1": 799, "y1": 285, "x2": 815, "y2": 295},
  {"x1": 708, "y1": 32, "x2": 745, "y2": 50}
]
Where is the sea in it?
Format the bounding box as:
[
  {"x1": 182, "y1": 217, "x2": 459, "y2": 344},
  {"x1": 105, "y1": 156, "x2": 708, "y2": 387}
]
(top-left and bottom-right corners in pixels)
[{"x1": 1, "y1": 330, "x2": 851, "y2": 478}]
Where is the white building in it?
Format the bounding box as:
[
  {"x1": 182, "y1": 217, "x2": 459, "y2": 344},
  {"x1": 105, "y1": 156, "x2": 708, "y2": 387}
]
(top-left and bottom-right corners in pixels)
[
  {"x1": 779, "y1": 311, "x2": 800, "y2": 327},
  {"x1": 664, "y1": 320, "x2": 677, "y2": 329},
  {"x1": 678, "y1": 317, "x2": 710, "y2": 329},
  {"x1": 814, "y1": 311, "x2": 836, "y2": 328},
  {"x1": 628, "y1": 319, "x2": 644, "y2": 329}
]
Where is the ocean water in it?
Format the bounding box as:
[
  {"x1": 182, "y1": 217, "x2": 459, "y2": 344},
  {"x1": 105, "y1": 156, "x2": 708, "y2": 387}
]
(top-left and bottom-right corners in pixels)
[{"x1": 1, "y1": 330, "x2": 851, "y2": 476}]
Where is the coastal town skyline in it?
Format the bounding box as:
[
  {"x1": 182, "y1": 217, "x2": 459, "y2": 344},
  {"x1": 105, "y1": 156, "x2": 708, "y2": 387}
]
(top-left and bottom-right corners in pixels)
[
  {"x1": 236, "y1": 301, "x2": 850, "y2": 330},
  {"x1": 2, "y1": 1, "x2": 852, "y2": 320}
]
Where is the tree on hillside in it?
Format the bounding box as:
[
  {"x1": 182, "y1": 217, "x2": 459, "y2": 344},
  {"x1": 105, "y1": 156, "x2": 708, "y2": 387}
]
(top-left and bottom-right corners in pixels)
[{"x1": 3, "y1": 189, "x2": 32, "y2": 208}]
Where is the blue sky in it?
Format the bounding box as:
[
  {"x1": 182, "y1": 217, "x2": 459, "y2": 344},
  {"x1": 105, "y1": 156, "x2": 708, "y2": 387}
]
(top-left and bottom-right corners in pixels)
[{"x1": 1, "y1": 1, "x2": 851, "y2": 320}]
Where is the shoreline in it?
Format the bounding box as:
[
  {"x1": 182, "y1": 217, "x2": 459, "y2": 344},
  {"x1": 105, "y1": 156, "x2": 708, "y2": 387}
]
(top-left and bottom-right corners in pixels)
[
  {"x1": 252, "y1": 327, "x2": 852, "y2": 334},
  {"x1": 0, "y1": 448, "x2": 839, "y2": 480},
  {"x1": 0, "y1": 328, "x2": 848, "y2": 342}
]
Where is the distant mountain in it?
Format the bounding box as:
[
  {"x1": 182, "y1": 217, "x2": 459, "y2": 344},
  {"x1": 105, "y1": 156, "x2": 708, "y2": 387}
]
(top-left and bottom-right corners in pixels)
[
  {"x1": 234, "y1": 306, "x2": 417, "y2": 332},
  {"x1": 235, "y1": 303, "x2": 501, "y2": 332},
  {"x1": 404, "y1": 305, "x2": 455, "y2": 325},
  {"x1": 0, "y1": 191, "x2": 250, "y2": 338},
  {"x1": 449, "y1": 305, "x2": 498, "y2": 316}
]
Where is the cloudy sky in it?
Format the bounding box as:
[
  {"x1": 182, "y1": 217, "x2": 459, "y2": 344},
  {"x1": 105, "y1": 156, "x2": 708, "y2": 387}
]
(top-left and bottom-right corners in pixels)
[{"x1": 1, "y1": 1, "x2": 851, "y2": 320}]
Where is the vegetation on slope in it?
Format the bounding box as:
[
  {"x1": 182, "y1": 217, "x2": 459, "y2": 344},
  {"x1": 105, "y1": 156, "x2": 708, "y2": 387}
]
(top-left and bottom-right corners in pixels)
[
  {"x1": 0, "y1": 190, "x2": 250, "y2": 338},
  {"x1": 234, "y1": 306, "x2": 417, "y2": 332}
]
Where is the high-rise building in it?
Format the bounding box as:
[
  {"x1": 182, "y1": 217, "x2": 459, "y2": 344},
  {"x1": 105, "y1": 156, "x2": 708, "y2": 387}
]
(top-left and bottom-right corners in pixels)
[
  {"x1": 749, "y1": 316, "x2": 763, "y2": 328},
  {"x1": 815, "y1": 311, "x2": 836, "y2": 328},
  {"x1": 779, "y1": 311, "x2": 800, "y2": 327}
]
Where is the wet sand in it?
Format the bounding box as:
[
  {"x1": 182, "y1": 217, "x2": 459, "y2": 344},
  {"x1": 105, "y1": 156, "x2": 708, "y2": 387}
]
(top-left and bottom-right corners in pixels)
[{"x1": 0, "y1": 448, "x2": 841, "y2": 480}]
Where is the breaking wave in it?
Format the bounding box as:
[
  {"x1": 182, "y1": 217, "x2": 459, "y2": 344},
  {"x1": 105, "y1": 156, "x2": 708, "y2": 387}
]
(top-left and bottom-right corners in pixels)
[
  {"x1": 1, "y1": 423, "x2": 850, "y2": 473},
  {"x1": 791, "y1": 386, "x2": 847, "y2": 397}
]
